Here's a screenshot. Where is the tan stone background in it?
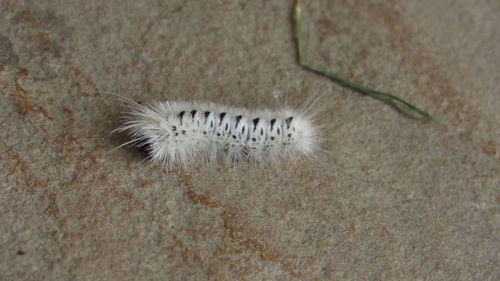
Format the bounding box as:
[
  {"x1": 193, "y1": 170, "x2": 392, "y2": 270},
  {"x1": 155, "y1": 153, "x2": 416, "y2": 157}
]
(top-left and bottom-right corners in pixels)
[{"x1": 0, "y1": 0, "x2": 498, "y2": 280}]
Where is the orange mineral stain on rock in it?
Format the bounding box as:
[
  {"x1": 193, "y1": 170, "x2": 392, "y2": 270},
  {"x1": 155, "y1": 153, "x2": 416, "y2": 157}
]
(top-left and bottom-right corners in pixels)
[
  {"x1": 183, "y1": 184, "x2": 303, "y2": 278},
  {"x1": 11, "y1": 68, "x2": 54, "y2": 120},
  {"x1": 481, "y1": 140, "x2": 497, "y2": 156}
]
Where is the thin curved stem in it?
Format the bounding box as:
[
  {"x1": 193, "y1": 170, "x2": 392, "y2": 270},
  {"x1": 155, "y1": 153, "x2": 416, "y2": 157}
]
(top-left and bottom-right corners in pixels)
[{"x1": 294, "y1": 0, "x2": 445, "y2": 128}]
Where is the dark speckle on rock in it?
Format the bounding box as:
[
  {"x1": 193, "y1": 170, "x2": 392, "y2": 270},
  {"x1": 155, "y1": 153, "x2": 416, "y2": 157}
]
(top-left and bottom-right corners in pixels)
[{"x1": 0, "y1": 35, "x2": 19, "y2": 65}]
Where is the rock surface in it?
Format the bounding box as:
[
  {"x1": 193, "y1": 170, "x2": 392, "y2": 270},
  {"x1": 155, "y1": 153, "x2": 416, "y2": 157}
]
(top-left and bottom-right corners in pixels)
[{"x1": 0, "y1": 0, "x2": 498, "y2": 280}]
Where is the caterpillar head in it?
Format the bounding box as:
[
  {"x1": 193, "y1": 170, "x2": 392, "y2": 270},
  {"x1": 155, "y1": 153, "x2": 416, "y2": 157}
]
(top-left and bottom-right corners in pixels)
[{"x1": 286, "y1": 115, "x2": 320, "y2": 157}]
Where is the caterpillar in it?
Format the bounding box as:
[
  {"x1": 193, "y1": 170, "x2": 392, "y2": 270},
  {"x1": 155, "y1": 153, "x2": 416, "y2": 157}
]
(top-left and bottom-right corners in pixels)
[{"x1": 116, "y1": 97, "x2": 322, "y2": 169}]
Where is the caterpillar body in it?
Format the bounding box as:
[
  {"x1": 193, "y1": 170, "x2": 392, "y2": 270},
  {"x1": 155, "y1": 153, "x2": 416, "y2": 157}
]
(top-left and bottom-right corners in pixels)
[{"x1": 117, "y1": 99, "x2": 322, "y2": 169}]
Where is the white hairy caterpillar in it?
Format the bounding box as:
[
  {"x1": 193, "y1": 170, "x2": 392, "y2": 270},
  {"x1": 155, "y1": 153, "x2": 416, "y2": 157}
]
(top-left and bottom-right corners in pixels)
[{"x1": 115, "y1": 96, "x2": 323, "y2": 169}]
